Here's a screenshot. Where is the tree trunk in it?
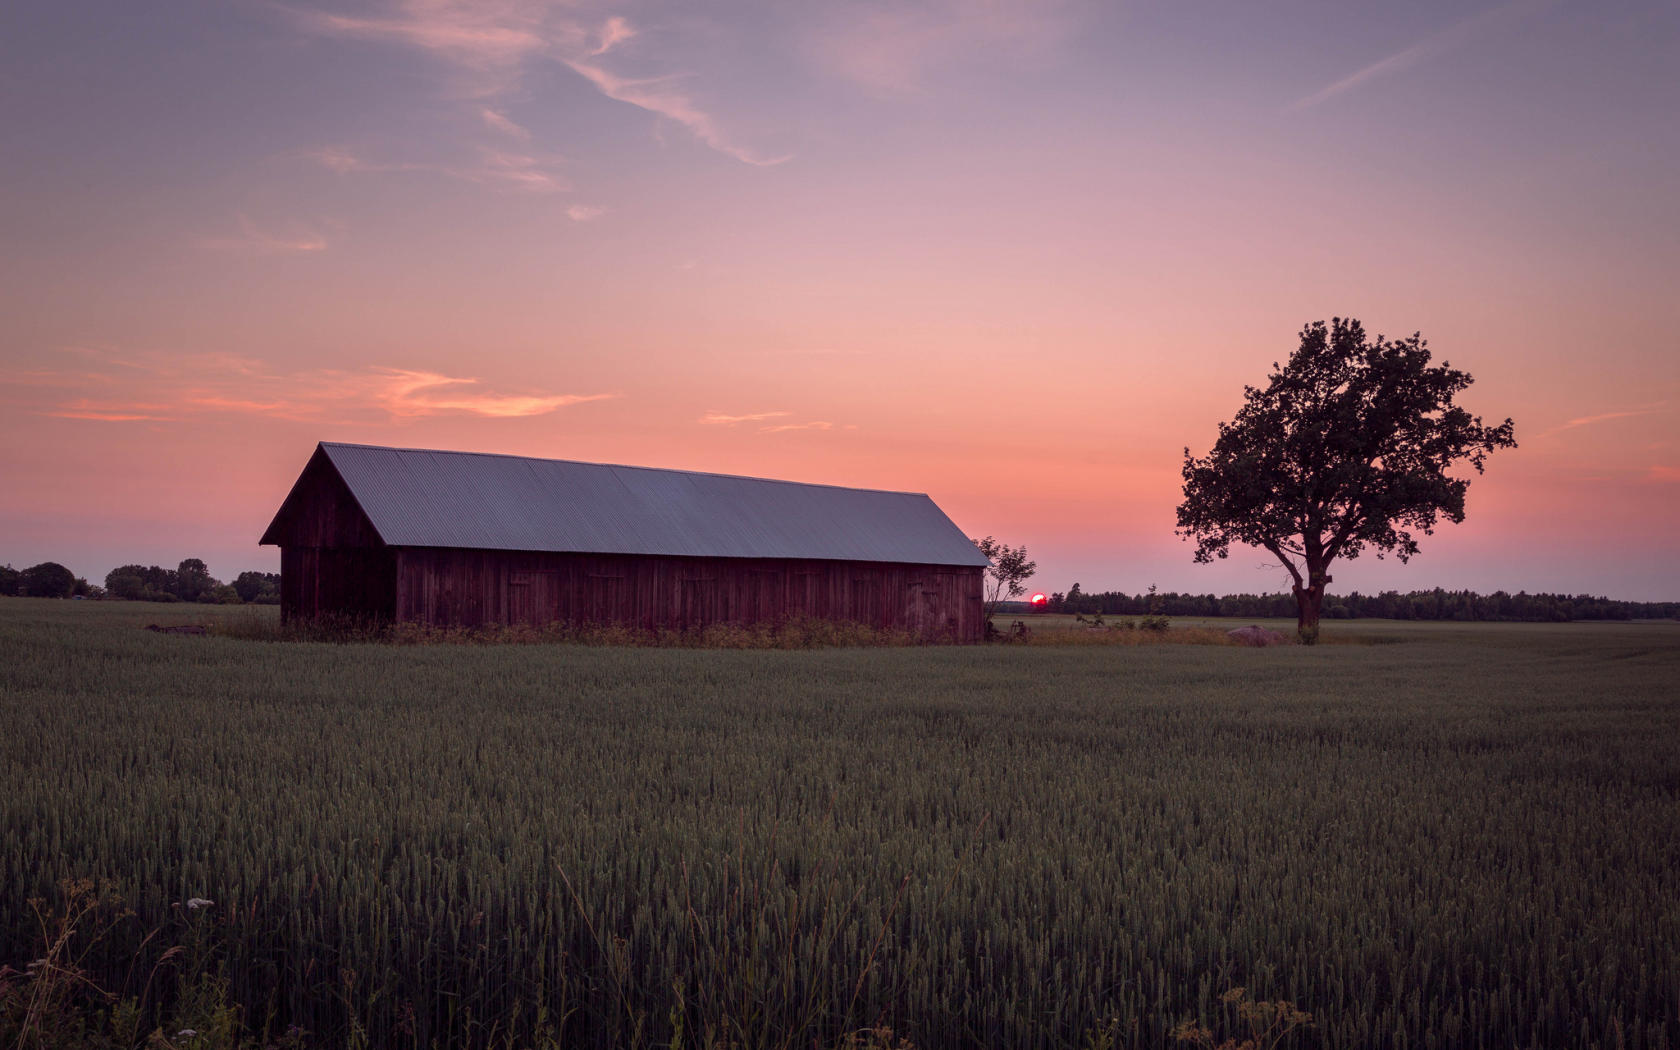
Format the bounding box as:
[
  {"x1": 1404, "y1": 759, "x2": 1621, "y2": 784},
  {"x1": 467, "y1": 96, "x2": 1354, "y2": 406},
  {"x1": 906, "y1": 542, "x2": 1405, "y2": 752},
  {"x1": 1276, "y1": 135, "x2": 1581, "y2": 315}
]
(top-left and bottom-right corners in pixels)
[{"x1": 1293, "y1": 568, "x2": 1331, "y2": 644}]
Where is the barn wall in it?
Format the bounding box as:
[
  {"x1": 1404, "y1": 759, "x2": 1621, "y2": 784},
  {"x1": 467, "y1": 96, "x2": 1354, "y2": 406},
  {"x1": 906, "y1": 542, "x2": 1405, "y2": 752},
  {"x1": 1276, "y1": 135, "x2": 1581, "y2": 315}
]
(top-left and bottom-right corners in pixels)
[
  {"x1": 280, "y1": 547, "x2": 397, "y2": 621},
  {"x1": 392, "y1": 548, "x2": 985, "y2": 643}
]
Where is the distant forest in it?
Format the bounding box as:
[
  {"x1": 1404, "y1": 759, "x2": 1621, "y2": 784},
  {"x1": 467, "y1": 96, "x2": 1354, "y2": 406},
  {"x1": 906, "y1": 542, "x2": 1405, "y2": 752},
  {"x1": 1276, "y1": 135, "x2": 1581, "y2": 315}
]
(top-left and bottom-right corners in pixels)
[
  {"x1": 1008, "y1": 585, "x2": 1678, "y2": 622},
  {"x1": 0, "y1": 558, "x2": 279, "y2": 605}
]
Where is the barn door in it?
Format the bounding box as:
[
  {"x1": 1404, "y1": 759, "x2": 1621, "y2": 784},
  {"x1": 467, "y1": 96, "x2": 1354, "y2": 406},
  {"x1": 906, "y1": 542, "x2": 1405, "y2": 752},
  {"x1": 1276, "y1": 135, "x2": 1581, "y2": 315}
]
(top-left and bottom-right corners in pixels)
[{"x1": 507, "y1": 571, "x2": 559, "y2": 625}]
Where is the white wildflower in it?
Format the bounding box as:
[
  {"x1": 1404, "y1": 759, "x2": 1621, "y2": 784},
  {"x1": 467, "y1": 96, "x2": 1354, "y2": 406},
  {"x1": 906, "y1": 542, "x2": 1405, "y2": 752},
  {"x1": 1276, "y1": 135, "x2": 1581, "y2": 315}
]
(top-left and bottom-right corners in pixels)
[{"x1": 186, "y1": 898, "x2": 214, "y2": 910}]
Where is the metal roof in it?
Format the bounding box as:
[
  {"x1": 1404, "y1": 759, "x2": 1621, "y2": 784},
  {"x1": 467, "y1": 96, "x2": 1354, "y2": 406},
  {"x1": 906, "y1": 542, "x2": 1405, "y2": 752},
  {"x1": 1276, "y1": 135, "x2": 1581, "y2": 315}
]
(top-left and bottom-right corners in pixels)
[{"x1": 301, "y1": 442, "x2": 991, "y2": 566}]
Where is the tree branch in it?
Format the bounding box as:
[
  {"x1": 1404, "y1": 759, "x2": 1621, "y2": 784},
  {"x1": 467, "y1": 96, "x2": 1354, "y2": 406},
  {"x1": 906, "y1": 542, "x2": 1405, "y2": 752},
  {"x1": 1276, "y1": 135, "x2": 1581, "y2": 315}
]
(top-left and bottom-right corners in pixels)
[{"x1": 1265, "y1": 543, "x2": 1304, "y2": 590}]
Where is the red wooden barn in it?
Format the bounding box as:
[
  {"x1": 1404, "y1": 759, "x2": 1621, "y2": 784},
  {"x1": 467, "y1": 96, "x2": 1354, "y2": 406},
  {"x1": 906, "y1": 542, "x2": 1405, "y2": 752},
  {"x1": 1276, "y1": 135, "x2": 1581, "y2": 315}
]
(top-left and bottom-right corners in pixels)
[{"x1": 259, "y1": 443, "x2": 992, "y2": 642}]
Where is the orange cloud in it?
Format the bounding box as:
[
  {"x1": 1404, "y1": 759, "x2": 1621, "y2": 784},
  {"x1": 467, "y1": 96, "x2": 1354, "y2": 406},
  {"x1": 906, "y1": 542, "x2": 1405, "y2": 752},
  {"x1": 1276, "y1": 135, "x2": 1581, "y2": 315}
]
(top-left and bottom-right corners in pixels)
[
  {"x1": 6, "y1": 349, "x2": 612, "y2": 424},
  {"x1": 367, "y1": 370, "x2": 610, "y2": 417},
  {"x1": 761, "y1": 421, "x2": 839, "y2": 432},
  {"x1": 700, "y1": 411, "x2": 791, "y2": 425}
]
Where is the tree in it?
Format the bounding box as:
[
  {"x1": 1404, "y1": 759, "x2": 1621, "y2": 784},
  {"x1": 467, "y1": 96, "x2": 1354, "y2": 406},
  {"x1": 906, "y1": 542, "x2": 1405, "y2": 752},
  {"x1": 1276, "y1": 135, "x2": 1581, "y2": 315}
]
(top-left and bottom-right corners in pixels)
[
  {"x1": 0, "y1": 564, "x2": 19, "y2": 596},
  {"x1": 20, "y1": 562, "x2": 76, "y2": 598},
  {"x1": 176, "y1": 558, "x2": 219, "y2": 602},
  {"x1": 1177, "y1": 318, "x2": 1516, "y2": 643},
  {"x1": 972, "y1": 537, "x2": 1037, "y2": 625},
  {"x1": 106, "y1": 564, "x2": 173, "y2": 600},
  {"x1": 106, "y1": 572, "x2": 146, "y2": 600},
  {"x1": 232, "y1": 571, "x2": 280, "y2": 604}
]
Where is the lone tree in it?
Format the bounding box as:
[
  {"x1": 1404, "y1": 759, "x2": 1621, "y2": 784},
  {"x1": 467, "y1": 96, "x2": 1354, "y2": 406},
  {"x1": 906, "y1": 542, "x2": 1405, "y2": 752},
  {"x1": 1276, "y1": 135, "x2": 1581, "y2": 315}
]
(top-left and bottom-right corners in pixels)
[
  {"x1": 972, "y1": 536, "x2": 1036, "y2": 624},
  {"x1": 19, "y1": 561, "x2": 76, "y2": 599},
  {"x1": 1177, "y1": 318, "x2": 1515, "y2": 642}
]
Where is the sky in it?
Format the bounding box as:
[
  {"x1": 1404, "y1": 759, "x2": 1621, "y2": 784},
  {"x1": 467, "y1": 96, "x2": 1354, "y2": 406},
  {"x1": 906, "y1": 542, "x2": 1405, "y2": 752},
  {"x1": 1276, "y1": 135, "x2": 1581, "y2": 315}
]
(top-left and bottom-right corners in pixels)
[{"x1": 2, "y1": 0, "x2": 1677, "y2": 600}]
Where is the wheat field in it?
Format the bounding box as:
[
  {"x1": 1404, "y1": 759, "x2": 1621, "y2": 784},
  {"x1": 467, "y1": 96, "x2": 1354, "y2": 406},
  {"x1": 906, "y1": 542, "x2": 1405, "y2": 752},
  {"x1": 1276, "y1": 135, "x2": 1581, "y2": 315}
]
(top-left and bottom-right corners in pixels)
[{"x1": 2, "y1": 597, "x2": 1677, "y2": 1049}]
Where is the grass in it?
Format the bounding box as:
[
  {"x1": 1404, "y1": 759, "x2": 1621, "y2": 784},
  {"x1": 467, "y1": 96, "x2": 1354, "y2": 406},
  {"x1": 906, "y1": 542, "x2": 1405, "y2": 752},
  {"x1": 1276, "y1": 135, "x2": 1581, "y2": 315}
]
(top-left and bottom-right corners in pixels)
[{"x1": 2, "y1": 596, "x2": 1678, "y2": 1049}]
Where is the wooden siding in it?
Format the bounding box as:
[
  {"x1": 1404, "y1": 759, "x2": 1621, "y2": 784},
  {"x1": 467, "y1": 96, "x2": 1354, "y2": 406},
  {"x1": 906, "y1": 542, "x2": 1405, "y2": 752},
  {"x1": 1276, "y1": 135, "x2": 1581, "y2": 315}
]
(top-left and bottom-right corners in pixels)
[
  {"x1": 390, "y1": 548, "x2": 985, "y2": 643},
  {"x1": 280, "y1": 547, "x2": 397, "y2": 621}
]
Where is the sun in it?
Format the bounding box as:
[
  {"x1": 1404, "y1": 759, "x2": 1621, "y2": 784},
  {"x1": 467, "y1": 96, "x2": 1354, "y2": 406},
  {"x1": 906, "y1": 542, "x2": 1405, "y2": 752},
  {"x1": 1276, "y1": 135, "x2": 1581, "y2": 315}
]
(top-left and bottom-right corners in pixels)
[{"x1": 1030, "y1": 593, "x2": 1047, "y2": 606}]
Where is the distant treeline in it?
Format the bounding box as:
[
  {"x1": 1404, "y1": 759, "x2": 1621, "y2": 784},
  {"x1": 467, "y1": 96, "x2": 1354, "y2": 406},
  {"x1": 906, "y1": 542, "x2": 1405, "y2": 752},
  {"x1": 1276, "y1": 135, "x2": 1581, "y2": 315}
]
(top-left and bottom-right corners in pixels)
[
  {"x1": 1005, "y1": 585, "x2": 1678, "y2": 622},
  {"x1": 0, "y1": 559, "x2": 279, "y2": 605}
]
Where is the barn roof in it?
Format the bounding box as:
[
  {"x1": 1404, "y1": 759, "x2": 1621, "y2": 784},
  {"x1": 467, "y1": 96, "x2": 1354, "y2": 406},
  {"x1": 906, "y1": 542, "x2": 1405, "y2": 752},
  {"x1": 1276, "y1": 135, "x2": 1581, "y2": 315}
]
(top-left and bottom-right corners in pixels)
[{"x1": 264, "y1": 442, "x2": 991, "y2": 567}]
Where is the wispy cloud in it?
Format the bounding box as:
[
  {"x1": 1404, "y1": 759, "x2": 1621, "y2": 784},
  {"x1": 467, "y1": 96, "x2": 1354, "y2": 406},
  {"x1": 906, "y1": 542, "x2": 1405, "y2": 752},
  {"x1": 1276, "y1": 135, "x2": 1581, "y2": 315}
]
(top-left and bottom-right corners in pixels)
[
  {"x1": 47, "y1": 402, "x2": 185, "y2": 423},
  {"x1": 563, "y1": 60, "x2": 791, "y2": 166},
  {"x1": 354, "y1": 370, "x2": 611, "y2": 418},
  {"x1": 700, "y1": 411, "x2": 792, "y2": 425},
  {"x1": 3, "y1": 348, "x2": 613, "y2": 424},
  {"x1": 292, "y1": 1, "x2": 563, "y2": 98},
  {"x1": 1645, "y1": 465, "x2": 1680, "y2": 483},
  {"x1": 1288, "y1": 0, "x2": 1550, "y2": 111},
  {"x1": 1534, "y1": 404, "x2": 1668, "y2": 440},
  {"x1": 200, "y1": 215, "x2": 331, "y2": 255},
  {"x1": 480, "y1": 107, "x2": 532, "y2": 140},
  {"x1": 590, "y1": 15, "x2": 636, "y2": 56},
  {"x1": 761, "y1": 420, "x2": 836, "y2": 433},
  {"x1": 308, "y1": 143, "x2": 568, "y2": 192},
  {"x1": 566, "y1": 204, "x2": 606, "y2": 221},
  {"x1": 810, "y1": 0, "x2": 1068, "y2": 97},
  {"x1": 297, "y1": 1, "x2": 783, "y2": 164},
  {"x1": 699, "y1": 411, "x2": 851, "y2": 432},
  {"x1": 310, "y1": 146, "x2": 369, "y2": 173},
  {"x1": 475, "y1": 148, "x2": 568, "y2": 191}
]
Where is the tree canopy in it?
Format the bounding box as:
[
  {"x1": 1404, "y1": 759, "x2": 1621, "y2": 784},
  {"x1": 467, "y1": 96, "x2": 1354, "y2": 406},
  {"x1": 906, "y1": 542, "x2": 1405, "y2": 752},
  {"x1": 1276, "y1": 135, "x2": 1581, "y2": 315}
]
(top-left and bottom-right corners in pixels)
[
  {"x1": 20, "y1": 562, "x2": 76, "y2": 599},
  {"x1": 1177, "y1": 318, "x2": 1515, "y2": 641}
]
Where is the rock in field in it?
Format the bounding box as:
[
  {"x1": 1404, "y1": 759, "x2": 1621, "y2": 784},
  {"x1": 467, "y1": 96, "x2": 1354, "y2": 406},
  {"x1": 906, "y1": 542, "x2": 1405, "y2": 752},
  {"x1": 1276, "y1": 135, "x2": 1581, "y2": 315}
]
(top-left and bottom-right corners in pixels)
[{"x1": 1227, "y1": 625, "x2": 1286, "y2": 647}]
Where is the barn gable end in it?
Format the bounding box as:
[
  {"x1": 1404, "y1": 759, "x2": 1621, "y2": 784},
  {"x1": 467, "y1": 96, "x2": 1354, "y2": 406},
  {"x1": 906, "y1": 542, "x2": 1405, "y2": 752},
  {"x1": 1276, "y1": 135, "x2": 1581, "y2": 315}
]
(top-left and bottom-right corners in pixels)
[{"x1": 259, "y1": 446, "x2": 385, "y2": 549}]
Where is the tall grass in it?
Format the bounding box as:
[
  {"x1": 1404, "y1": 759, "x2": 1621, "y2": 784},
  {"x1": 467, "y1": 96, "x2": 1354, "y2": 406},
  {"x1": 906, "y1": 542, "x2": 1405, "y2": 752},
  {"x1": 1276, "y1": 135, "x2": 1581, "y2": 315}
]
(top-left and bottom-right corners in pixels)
[{"x1": 2, "y1": 598, "x2": 1678, "y2": 1048}]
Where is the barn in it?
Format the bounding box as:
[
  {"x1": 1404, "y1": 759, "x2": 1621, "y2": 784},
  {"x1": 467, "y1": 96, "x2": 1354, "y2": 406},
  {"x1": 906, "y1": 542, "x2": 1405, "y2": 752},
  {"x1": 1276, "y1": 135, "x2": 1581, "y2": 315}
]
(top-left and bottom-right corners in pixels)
[{"x1": 259, "y1": 442, "x2": 992, "y2": 642}]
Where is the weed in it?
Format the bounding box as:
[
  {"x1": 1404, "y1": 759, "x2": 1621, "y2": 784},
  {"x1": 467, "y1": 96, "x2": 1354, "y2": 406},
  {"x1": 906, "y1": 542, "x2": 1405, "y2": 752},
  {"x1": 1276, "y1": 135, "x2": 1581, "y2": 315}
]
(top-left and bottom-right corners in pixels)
[{"x1": 1170, "y1": 987, "x2": 1312, "y2": 1050}]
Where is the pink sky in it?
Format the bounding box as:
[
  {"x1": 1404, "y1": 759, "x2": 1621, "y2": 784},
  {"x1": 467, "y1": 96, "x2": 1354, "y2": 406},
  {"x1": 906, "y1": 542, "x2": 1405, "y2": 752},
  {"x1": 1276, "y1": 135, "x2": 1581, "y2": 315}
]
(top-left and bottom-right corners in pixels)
[{"x1": 3, "y1": 0, "x2": 1676, "y2": 598}]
